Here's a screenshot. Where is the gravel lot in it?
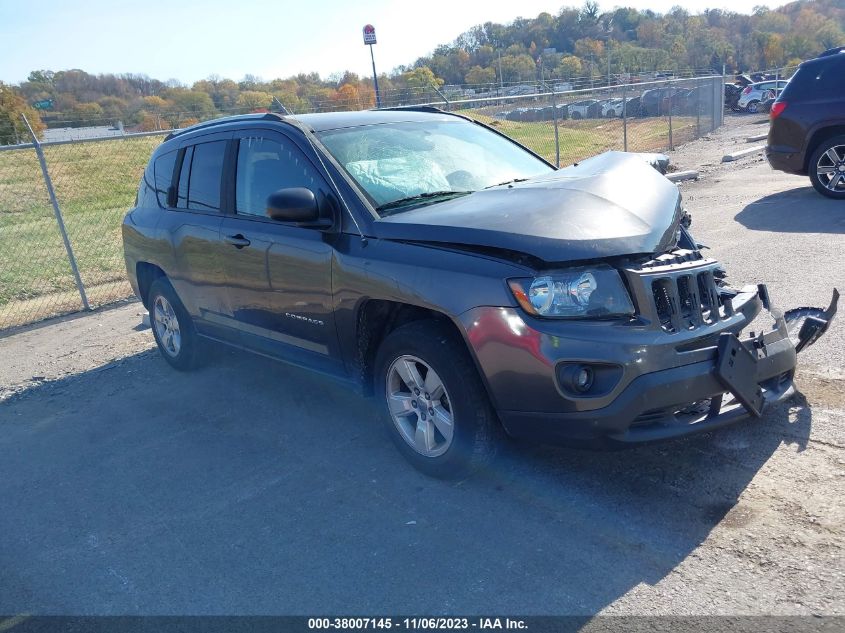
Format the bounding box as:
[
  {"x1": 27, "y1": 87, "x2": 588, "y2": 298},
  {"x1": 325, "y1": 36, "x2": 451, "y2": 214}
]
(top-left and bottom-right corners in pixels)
[{"x1": 0, "y1": 115, "x2": 842, "y2": 616}]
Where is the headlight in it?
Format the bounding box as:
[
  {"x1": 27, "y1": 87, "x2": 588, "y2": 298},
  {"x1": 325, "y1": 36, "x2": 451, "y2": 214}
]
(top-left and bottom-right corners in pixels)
[{"x1": 507, "y1": 266, "x2": 635, "y2": 318}]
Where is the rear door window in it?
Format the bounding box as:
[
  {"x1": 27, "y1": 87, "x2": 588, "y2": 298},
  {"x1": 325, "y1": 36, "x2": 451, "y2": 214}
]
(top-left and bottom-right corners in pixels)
[
  {"x1": 187, "y1": 141, "x2": 227, "y2": 212},
  {"x1": 174, "y1": 141, "x2": 227, "y2": 212}
]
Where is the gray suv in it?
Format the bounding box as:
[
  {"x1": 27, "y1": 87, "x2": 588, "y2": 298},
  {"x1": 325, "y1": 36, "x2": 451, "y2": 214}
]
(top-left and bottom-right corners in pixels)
[{"x1": 123, "y1": 109, "x2": 836, "y2": 478}]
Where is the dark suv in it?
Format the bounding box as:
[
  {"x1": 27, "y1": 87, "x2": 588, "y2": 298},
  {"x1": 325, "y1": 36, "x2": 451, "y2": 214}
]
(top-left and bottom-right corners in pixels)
[
  {"x1": 766, "y1": 47, "x2": 845, "y2": 199},
  {"x1": 123, "y1": 108, "x2": 835, "y2": 478}
]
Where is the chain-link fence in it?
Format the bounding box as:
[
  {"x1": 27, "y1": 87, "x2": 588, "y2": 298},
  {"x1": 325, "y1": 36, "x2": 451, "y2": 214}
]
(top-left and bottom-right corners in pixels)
[
  {"x1": 0, "y1": 130, "x2": 167, "y2": 329},
  {"x1": 0, "y1": 75, "x2": 724, "y2": 331},
  {"x1": 434, "y1": 75, "x2": 723, "y2": 166}
]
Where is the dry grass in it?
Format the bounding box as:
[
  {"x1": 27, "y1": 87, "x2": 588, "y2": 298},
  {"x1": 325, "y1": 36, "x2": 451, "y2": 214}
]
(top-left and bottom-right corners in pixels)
[{"x1": 0, "y1": 136, "x2": 163, "y2": 328}]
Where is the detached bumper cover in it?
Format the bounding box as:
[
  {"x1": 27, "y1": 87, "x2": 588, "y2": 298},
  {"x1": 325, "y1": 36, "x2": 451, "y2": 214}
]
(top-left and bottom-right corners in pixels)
[{"x1": 461, "y1": 285, "x2": 805, "y2": 445}]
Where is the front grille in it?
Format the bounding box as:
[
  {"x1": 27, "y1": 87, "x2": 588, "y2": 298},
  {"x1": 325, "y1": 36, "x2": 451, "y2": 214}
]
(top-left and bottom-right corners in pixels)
[{"x1": 650, "y1": 268, "x2": 725, "y2": 333}]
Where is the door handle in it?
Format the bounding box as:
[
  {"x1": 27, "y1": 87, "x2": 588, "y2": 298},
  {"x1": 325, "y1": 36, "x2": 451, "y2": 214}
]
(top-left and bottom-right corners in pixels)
[{"x1": 224, "y1": 234, "x2": 250, "y2": 248}]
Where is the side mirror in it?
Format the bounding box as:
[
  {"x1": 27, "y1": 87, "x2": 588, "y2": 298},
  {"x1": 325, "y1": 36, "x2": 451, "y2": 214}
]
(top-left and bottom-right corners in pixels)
[{"x1": 266, "y1": 187, "x2": 319, "y2": 223}]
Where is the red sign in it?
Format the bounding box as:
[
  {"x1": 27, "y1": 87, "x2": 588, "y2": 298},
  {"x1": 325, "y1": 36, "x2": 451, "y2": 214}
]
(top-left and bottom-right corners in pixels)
[{"x1": 363, "y1": 24, "x2": 377, "y2": 45}]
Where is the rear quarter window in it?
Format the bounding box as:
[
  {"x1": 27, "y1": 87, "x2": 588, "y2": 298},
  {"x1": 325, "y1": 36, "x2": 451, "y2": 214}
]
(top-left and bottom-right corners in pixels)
[
  {"x1": 781, "y1": 57, "x2": 845, "y2": 100},
  {"x1": 153, "y1": 149, "x2": 178, "y2": 207}
]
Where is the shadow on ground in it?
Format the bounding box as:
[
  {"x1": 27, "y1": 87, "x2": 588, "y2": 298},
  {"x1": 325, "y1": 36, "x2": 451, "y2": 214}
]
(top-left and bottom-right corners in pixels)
[
  {"x1": 735, "y1": 186, "x2": 845, "y2": 233},
  {"x1": 0, "y1": 346, "x2": 812, "y2": 614}
]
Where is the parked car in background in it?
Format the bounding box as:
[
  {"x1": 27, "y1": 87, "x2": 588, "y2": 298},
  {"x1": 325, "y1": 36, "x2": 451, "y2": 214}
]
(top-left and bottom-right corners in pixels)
[
  {"x1": 601, "y1": 98, "x2": 623, "y2": 117},
  {"x1": 640, "y1": 88, "x2": 684, "y2": 116},
  {"x1": 767, "y1": 47, "x2": 845, "y2": 199},
  {"x1": 681, "y1": 85, "x2": 716, "y2": 115},
  {"x1": 660, "y1": 89, "x2": 692, "y2": 114},
  {"x1": 588, "y1": 99, "x2": 614, "y2": 118},
  {"x1": 758, "y1": 91, "x2": 777, "y2": 114},
  {"x1": 601, "y1": 97, "x2": 638, "y2": 118},
  {"x1": 738, "y1": 80, "x2": 789, "y2": 113},
  {"x1": 567, "y1": 99, "x2": 598, "y2": 119},
  {"x1": 624, "y1": 96, "x2": 642, "y2": 117},
  {"x1": 554, "y1": 103, "x2": 569, "y2": 120},
  {"x1": 506, "y1": 108, "x2": 528, "y2": 122},
  {"x1": 123, "y1": 108, "x2": 836, "y2": 478},
  {"x1": 725, "y1": 83, "x2": 742, "y2": 111}
]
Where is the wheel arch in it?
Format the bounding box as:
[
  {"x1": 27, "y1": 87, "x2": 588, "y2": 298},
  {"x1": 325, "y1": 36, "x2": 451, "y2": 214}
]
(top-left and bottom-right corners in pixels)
[
  {"x1": 354, "y1": 299, "x2": 497, "y2": 407},
  {"x1": 803, "y1": 126, "x2": 845, "y2": 173},
  {"x1": 136, "y1": 262, "x2": 167, "y2": 309}
]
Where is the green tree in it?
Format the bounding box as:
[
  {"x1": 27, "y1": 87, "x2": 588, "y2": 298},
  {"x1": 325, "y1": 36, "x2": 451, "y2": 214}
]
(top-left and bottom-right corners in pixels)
[
  {"x1": 499, "y1": 54, "x2": 537, "y2": 83},
  {"x1": 464, "y1": 65, "x2": 496, "y2": 85},
  {"x1": 236, "y1": 90, "x2": 273, "y2": 111},
  {"x1": 557, "y1": 55, "x2": 583, "y2": 79},
  {"x1": 71, "y1": 102, "x2": 104, "y2": 126},
  {"x1": 167, "y1": 89, "x2": 215, "y2": 120},
  {"x1": 402, "y1": 66, "x2": 443, "y2": 91}
]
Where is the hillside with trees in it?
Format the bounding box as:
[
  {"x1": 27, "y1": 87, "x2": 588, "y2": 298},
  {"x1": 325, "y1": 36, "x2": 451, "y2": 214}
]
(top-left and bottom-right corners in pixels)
[{"x1": 2, "y1": 0, "x2": 843, "y2": 136}]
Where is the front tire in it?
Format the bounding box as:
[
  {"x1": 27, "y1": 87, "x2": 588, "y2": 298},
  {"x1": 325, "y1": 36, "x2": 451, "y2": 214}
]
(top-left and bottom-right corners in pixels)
[
  {"x1": 808, "y1": 135, "x2": 845, "y2": 200},
  {"x1": 374, "y1": 320, "x2": 499, "y2": 479},
  {"x1": 148, "y1": 277, "x2": 203, "y2": 370}
]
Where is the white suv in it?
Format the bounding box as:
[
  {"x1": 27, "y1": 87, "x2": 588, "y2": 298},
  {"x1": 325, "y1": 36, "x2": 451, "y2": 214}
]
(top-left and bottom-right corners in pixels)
[{"x1": 738, "y1": 80, "x2": 789, "y2": 113}]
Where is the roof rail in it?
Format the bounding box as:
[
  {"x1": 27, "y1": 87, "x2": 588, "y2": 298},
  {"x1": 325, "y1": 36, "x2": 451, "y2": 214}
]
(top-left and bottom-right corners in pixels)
[
  {"x1": 376, "y1": 105, "x2": 447, "y2": 114},
  {"x1": 164, "y1": 112, "x2": 285, "y2": 141},
  {"x1": 817, "y1": 46, "x2": 845, "y2": 58}
]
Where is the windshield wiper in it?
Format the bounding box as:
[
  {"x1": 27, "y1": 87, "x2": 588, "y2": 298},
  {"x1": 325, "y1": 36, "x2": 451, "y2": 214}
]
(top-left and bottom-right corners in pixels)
[
  {"x1": 484, "y1": 178, "x2": 529, "y2": 189},
  {"x1": 376, "y1": 190, "x2": 473, "y2": 215}
]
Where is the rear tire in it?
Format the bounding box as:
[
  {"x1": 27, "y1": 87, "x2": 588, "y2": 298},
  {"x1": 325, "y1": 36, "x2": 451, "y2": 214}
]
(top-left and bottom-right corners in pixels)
[
  {"x1": 148, "y1": 277, "x2": 203, "y2": 371},
  {"x1": 374, "y1": 320, "x2": 499, "y2": 479},
  {"x1": 808, "y1": 135, "x2": 845, "y2": 200},
  {"x1": 745, "y1": 100, "x2": 759, "y2": 114}
]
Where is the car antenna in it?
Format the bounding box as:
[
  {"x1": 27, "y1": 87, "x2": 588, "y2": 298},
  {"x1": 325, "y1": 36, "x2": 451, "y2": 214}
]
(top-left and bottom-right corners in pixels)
[{"x1": 271, "y1": 96, "x2": 291, "y2": 115}]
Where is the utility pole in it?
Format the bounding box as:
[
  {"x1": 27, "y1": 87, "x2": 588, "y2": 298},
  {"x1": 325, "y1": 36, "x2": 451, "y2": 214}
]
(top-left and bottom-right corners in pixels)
[
  {"x1": 363, "y1": 24, "x2": 381, "y2": 108},
  {"x1": 607, "y1": 40, "x2": 612, "y2": 87},
  {"x1": 498, "y1": 51, "x2": 504, "y2": 97}
]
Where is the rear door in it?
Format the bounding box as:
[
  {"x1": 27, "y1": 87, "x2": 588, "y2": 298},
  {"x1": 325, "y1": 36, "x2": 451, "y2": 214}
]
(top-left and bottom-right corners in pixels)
[
  {"x1": 216, "y1": 128, "x2": 344, "y2": 374},
  {"x1": 155, "y1": 132, "x2": 233, "y2": 338}
]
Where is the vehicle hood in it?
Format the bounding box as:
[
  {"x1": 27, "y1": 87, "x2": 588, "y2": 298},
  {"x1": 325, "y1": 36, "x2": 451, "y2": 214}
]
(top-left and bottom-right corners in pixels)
[{"x1": 372, "y1": 151, "x2": 682, "y2": 264}]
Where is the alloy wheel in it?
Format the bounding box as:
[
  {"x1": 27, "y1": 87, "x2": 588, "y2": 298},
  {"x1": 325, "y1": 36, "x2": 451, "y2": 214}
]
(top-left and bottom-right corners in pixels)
[
  {"x1": 153, "y1": 295, "x2": 181, "y2": 358},
  {"x1": 385, "y1": 355, "x2": 454, "y2": 457},
  {"x1": 816, "y1": 145, "x2": 845, "y2": 193}
]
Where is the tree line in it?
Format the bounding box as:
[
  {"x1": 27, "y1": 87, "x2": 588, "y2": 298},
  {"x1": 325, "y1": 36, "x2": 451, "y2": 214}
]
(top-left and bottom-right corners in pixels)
[{"x1": 1, "y1": 0, "x2": 842, "y2": 144}]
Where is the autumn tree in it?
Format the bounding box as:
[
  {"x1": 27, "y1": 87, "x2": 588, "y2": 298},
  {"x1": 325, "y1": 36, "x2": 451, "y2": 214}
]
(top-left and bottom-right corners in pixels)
[
  {"x1": 236, "y1": 90, "x2": 273, "y2": 111},
  {"x1": 0, "y1": 82, "x2": 45, "y2": 144},
  {"x1": 464, "y1": 65, "x2": 496, "y2": 85}
]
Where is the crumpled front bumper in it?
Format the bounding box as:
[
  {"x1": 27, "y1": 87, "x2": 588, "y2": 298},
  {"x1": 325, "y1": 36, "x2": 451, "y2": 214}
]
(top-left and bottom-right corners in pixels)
[{"x1": 459, "y1": 285, "x2": 834, "y2": 446}]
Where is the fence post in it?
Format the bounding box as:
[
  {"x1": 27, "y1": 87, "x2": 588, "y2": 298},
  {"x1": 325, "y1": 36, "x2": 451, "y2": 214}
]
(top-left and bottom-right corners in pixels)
[
  {"x1": 22, "y1": 114, "x2": 90, "y2": 311},
  {"x1": 668, "y1": 88, "x2": 674, "y2": 151},
  {"x1": 695, "y1": 78, "x2": 701, "y2": 138},
  {"x1": 622, "y1": 81, "x2": 628, "y2": 152},
  {"x1": 550, "y1": 86, "x2": 560, "y2": 167}
]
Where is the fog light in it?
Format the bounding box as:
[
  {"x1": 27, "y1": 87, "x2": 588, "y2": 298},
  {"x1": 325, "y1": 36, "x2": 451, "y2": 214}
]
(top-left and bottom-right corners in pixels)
[
  {"x1": 574, "y1": 367, "x2": 593, "y2": 392},
  {"x1": 559, "y1": 364, "x2": 595, "y2": 394}
]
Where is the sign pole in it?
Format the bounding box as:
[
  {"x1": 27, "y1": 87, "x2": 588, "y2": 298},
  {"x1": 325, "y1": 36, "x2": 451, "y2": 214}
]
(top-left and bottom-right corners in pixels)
[{"x1": 370, "y1": 44, "x2": 381, "y2": 108}]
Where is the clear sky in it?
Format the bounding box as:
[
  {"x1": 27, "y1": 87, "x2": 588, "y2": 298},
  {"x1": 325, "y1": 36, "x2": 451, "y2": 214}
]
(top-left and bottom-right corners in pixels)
[{"x1": 1, "y1": 0, "x2": 771, "y2": 85}]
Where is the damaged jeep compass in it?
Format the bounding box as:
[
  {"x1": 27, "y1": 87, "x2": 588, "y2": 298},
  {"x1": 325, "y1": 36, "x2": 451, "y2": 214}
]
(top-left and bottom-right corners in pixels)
[{"x1": 123, "y1": 108, "x2": 838, "y2": 478}]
